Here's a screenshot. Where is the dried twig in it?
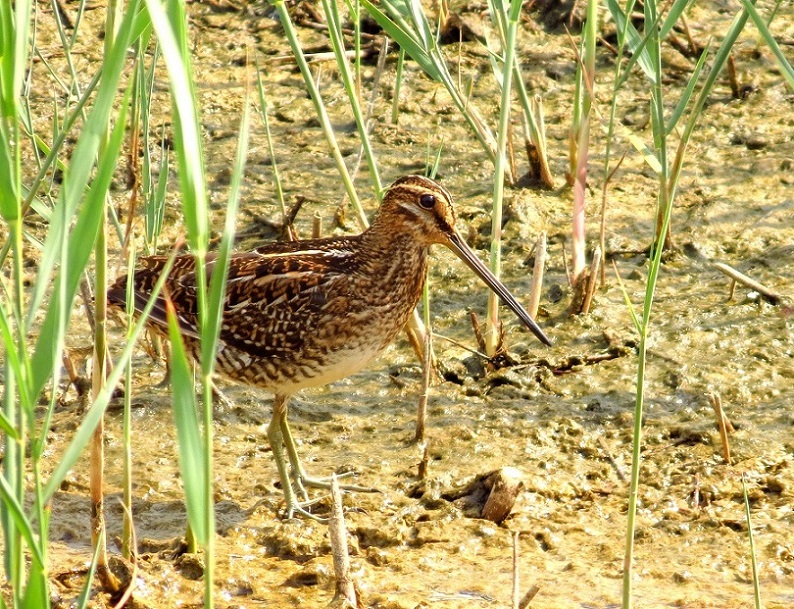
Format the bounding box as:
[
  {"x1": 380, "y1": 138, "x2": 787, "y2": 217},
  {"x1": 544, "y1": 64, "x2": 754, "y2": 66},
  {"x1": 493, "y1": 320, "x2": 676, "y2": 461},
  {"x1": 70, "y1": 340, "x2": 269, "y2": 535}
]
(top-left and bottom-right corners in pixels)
[
  {"x1": 727, "y1": 54, "x2": 741, "y2": 99},
  {"x1": 683, "y1": 242, "x2": 782, "y2": 305},
  {"x1": 707, "y1": 392, "x2": 733, "y2": 464},
  {"x1": 417, "y1": 443, "x2": 429, "y2": 481},
  {"x1": 581, "y1": 245, "x2": 602, "y2": 315},
  {"x1": 512, "y1": 531, "x2": 520, "y2": 609},
  {"x1": 519, "y1": 585, "x2": 540, "y2": 609},
  {"x1": 329, "y1": 476, "x2": 357, "y2": 606},
  {"x1": 415, "y1": 330, "x2": 432, "y2": 443},
  {"x1": 312, "y1": 212, "x2": 322, "y2": 239},
  {"x1": 469, "y1": 311, "x2": 487, "y2": 354},
  {"x1": 527, "y1": 232, "x2": 546, "y2": 320},
  {"x1": 691, "y1": 472, "x2": 701, "y2": 509},
  {"x1": 712, "y1": 261, "x2": 781, "y2": 304},
  {"x1": 512, "y1": 531, "x2": 541, "y2": 609}
]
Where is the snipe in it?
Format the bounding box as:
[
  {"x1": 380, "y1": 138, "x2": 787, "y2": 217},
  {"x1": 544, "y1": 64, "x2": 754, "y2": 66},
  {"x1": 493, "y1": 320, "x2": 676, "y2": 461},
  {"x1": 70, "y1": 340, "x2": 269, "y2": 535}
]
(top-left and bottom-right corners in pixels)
[{"x1": 108, "y1": 175, "x2": 551, "y2": 519}]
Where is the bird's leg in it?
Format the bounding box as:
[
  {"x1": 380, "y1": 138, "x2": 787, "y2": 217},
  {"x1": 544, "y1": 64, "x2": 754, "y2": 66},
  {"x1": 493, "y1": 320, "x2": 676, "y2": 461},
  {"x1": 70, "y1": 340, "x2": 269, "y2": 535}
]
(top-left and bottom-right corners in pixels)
[
  {"x1": 280, "y1": 411, "x2": 378, "y2": 495},
  {"x1": 267, "y1": 394, "x2": 325, "y2": 520}
]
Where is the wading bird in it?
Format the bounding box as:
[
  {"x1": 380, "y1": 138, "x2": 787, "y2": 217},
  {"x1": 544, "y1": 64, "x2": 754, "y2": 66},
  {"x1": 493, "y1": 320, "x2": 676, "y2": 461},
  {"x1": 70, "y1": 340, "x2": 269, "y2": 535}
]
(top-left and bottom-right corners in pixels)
[{"x1": 108, "y1": 175, "x2": 551, "y2": 518}]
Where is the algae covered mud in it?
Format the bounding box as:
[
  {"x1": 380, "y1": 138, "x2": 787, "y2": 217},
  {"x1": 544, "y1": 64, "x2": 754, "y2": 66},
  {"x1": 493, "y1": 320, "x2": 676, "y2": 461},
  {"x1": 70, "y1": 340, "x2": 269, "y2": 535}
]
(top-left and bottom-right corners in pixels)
[{"x1": 17, "y1": 0, "x2": 794, "y2": 607}]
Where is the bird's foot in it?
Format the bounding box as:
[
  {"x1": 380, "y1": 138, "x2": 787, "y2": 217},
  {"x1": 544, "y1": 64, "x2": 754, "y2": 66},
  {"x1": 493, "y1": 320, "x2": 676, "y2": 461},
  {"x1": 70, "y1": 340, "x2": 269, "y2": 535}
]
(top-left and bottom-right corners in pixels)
[
  {"x1": 283, "y1": 495, "x2": 329, "y2": 523},
  {"x1": 298, "y1": 472, "x2": 378, "y2": 494},
  {"x1": 279, "y1": 471, "x2": 378, "y2": 521}
]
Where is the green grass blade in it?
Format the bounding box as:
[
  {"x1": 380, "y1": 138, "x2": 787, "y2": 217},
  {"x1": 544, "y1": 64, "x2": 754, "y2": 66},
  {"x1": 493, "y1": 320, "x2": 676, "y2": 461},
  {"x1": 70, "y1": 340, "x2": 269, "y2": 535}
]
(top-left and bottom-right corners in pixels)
[
  {"x1": 658, "y1": 0, "x2": 694, "y2": 39},
  {"x1": 359, "y1": 0, "x2": 442, "y2": 79},
  {"x1": 0, "y1": 0, "x2": 29, "y2": 222},
  {"x1": 361, "y1": 0, "x2": 498, "y2": 166},
  {"x1": 75, "y1": 531, "x2": 103, "y2": 609},
  {"x1": 391, "y1": 47, "x2": 406, "y2": 123},
  {"x1": 740, "y1": 0, "x2": 794, "y2": 91},
  {"x1": 667, "y1": 4, "x2": 752, "y2": 201},
  {"x1": 484, "y1": 0, "x2": 521, "y2": 355},
  {"x1": 741, "y1": 474, "x2": 763, "y2": 609},
  {"x1": 666, "y1": 44, "x2": 710, "y2": 135},
  {"x1": 143, "y1": 0, "x2": 207, "y2": 254},
  {"x1": 322, "y1": 0, "x2": 382, "y2": 197},
  {"x1": 611, "y1": 264, "x2": 642, "y2": 334},
  {"x1": 255, "y1": 69, "x2": 287, "y2": 217},
  {"x1": 0, "y1": 0, "x2": 32, "y2": 117},
  {"x1": 166, "y1": 306, "x2": 209, "y2": 543},
  {"x1": 21, "y1": 551, "x2": 49, "y2": 609},
  {"x1": 21, "y1": 66, "x2": 103, "y2": 217},
  {"x1": 272, "y1": 0, "x2": 368, "y2": 227},
  {"x1": 604, "y1": 0, "x2": 655, "y2": 82},
  {"x1": 27, "y1": 0, "x2": 143, "y2": 397},
  {"x1": 205, "y1": 96, "x2": 249, "y2": 369},
  {"x1": 29, "y1": 76, "x2": 134, "y2": 401},
  {"x1": 0, "y1": 475, "x2": 45, "y2": 567},
  {"x1": 0, "y1": 289, "x2": 28, "y2": 430}
]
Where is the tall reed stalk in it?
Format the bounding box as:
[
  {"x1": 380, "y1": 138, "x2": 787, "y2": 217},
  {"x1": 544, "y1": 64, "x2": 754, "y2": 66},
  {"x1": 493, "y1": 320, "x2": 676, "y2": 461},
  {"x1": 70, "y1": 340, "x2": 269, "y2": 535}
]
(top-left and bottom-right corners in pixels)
[
  {"x1": 271, "y1": 0, "x2": 369, "y2": 226},
  {"x1": 1, "y1": 1, "x2": 149, "y2": 604},
  {"x1": 603, "y1": 0, "x2": 793, "y2": 606},
  {"x1": 569, "y1": 0, "x2": 597, "y2": 291},
  {"x1": 483, "y1": 0, "x2": 521, "y2": 356}
]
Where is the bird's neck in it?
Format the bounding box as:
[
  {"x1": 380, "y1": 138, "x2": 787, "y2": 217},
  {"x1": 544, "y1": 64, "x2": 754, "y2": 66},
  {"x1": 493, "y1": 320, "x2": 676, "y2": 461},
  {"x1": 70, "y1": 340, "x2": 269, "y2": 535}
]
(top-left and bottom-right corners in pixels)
[{"x1": 358, "y1": 223, "x2": 429, "y2": 304}]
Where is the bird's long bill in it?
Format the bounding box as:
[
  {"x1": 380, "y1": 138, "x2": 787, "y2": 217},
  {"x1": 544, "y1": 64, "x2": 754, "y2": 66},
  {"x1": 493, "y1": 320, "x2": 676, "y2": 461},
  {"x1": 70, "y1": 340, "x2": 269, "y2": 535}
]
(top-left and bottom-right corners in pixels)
[{"x1": 446, "y1": 233, "x2": 552, "y2": 347}]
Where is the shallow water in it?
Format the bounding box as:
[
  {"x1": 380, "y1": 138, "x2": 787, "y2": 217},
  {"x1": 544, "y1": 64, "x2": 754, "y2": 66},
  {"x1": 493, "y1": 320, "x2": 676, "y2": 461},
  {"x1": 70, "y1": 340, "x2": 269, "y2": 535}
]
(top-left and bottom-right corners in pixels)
[{"x1": 16, "y1": 1, "x2": 794, "y2": 607}]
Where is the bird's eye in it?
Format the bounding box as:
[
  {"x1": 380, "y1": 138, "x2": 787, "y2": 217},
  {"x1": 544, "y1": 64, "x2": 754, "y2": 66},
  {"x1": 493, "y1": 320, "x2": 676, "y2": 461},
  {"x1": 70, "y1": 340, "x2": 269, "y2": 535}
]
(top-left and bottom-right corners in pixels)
[{"x1": 419, "y1": 194, "x2": 436, "y2": 209}]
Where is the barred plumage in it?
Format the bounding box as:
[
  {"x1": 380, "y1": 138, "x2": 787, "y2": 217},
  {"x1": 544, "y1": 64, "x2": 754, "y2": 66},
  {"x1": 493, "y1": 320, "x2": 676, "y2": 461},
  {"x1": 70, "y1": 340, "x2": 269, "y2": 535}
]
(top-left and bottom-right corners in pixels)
[{"x1": 108, "y1": 175, "x2": 550, "y2": 519}]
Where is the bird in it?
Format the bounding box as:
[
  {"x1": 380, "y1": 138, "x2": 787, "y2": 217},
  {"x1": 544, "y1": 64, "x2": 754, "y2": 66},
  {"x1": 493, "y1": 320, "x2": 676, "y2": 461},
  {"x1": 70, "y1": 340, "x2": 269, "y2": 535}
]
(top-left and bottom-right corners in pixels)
[{"x1": 108, "y1": 175, "x2": 551, "y2": 519}]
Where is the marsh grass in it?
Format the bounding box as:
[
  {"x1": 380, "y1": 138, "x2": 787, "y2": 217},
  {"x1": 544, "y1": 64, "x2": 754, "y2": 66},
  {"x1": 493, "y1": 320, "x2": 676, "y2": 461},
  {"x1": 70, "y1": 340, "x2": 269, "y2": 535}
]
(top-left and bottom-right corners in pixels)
[
  {"x1": 1, "y1": 1, "x2": 149, "y2": 604},
  {"x1": 143, "y1": 1, "x2": 252, "y2": 605},
  {"x1": 603, "y1": 0, "x2": 792, "y2": 606},
  {"x1": 481, "y1": 0, "x2": 521, "y2": 356},
  {"x1": 361, "y1": 0, "x2": 502, "y2": 172},
  {"x1": 0, "y1": 0, "x2": 241, "y2": 604},
  {"x1": 568, "y1": 0, "x2": 597, "y2": 299},
  {"x1": 271, "y1": 0, "x2": 369, "y2": 227}
]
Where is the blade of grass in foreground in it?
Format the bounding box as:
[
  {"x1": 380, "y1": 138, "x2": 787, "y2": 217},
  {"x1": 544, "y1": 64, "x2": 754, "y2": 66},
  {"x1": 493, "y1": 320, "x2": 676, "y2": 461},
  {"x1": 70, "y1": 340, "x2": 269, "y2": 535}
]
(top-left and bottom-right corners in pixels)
[
  {"x1": 483, "y1": 0, "x2": 521, "y2": 356},
  {"x1": 1, "y1": 0, "x2": 42, "y2": 600},
  {"x1": 143, "y1": 0, "x2": 217, "y2": 604},
  {"x1": 166, "y1": 303, "x2": 208, "y2": 540},
  {"x1": 741, "y1": 474, "x2": 762, "y2": 609},
  {"x1": 2, "y1": 0, "x2": 146, "y2": 604},
  {"x1": 28, "y1": 0, "x2": 147, "y2": 400}
]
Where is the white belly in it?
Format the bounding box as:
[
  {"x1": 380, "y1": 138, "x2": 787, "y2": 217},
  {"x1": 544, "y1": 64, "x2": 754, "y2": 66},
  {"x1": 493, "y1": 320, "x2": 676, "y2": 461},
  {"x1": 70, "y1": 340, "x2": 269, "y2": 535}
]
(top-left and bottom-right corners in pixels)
[{"x1": 287, "y1": 342, "x2": 386, "y2": 391}]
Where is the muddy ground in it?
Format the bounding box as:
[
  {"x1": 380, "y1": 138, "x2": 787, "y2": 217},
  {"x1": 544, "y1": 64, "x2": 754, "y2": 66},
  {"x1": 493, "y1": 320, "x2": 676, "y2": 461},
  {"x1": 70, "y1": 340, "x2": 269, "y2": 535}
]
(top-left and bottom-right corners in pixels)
[{"x1": 15, "y1": 0, "x2": 794, "y2": 607}]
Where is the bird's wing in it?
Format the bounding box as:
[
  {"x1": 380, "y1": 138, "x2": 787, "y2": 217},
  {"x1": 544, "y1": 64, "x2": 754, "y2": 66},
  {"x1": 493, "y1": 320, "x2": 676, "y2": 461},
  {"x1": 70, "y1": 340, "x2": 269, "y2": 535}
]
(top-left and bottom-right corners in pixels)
[
  {"x1": 214, "y1": 245, "x2": 360, "y2": 358},
  {"x1": 107, "y1": 255, "x2": 202, "y2": 337},
  {"x1": 108, "y1": 238, "x2": 364, "y2": 357}
]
